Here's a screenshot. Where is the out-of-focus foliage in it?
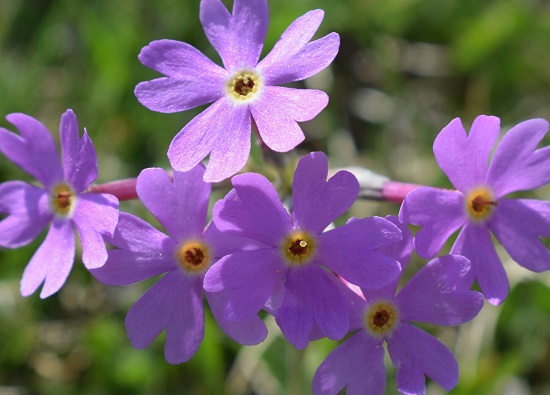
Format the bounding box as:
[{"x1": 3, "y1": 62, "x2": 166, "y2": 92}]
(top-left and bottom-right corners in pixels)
[{"x1": 1, "y1": 0, "x2": 550, "y2": 394}]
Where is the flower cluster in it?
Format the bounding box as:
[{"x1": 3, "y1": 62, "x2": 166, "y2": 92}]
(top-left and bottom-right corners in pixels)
[{"x1": 1, "y1": 0, "x2": 550, "y2": 394}]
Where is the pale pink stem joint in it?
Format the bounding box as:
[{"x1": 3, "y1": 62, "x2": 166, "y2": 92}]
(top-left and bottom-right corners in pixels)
[
  {"x1": 87, "y1": 178, "x2": 139, "y2": 201},
  {"x1": 381, "y1": 181, "x2": 422, "y2": 204}
]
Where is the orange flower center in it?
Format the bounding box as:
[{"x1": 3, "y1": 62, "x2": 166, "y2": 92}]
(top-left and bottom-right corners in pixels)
[
  {"x1": 176, "y1": 240, "x2": 211, "y2": 274},
  {"x1": 465, "y1": 186, "x2": 498, "y2": 222},
  {"x1": 281, "y1": 230, "x2": 317, "y2": 266},
  {"x1": 50, "y1": 183, "x2": 76, "y2": 217},
  {"x1": 364, "y1": 300, "x2": 400, "y2": 338}
]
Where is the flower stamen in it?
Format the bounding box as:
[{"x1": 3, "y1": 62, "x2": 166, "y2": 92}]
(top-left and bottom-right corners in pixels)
[
  {"x1": 465, "y1": 186, "x2": 498, "y2": 222},
  {"x1": 364, "y1": 300, "x2": 400, "y2": 338},
  {"x1": 50, "y1": 183, "x2": 76, "y2": 217},
  {"x1": 176, "y1": 240, "x2": 211, "y2": 275},
  {"x1": 281, "y1": 230, "x2": 316, "y2": 266},
  {"x1": 227, "y1": 71, "x2": 262, "y2": 102},
  {"x1": 471, "y1": 195, "x2": 498, "y2": 212}
]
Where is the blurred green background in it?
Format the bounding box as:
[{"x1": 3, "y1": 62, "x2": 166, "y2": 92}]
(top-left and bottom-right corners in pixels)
[{"x1": 1, "y1": 0, "x2": 550, "y2": 394}]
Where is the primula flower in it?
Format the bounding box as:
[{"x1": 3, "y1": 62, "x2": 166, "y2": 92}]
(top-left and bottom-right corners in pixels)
[
  {"x1": 0, "y1": 110, "x2": 119, "y2": 298},
  {"x1": 135, "y1": 0, "x2": 339, "y2": 182},
  {"x1": 400, "y1": 115, "x2": 550, "y2": 304},
  {"x1": 203, "y1": 152, "x2": 402, "y2": 349},
  {"x1": 90, "y1": 165, "x2": 267, "y2": 364},
  {"x1": 313, "y1": 218, "x2": 484, "y2": 395}
]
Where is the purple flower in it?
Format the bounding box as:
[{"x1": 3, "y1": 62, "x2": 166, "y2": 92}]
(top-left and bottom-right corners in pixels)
[
  {"x1": 400, "y1": 115, "x2": 550, "y2": 304},
  {"x1": 312, "y1": 218, "x2": 484, "y2": 395},
  {"x1": 135, "y1": 0, "x2": 339, "y2": 182},
  {"x1": 203, "y1": 152, "x2": 402, "y2": 349},
  {"x1": 0, "y1": 110, "x2": 118, "y2": 298},
  {"x1": 90, "y1": 165, "x2": 267, "y2": 364}
]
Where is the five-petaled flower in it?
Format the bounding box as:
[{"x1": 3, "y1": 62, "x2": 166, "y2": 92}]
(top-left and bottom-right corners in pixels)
[
  {"x1": 135, "y1": 0, "x2": 340, "y2": 182},
  {"x1": 0, "y1": 110, "x2": 119, "y2": 298},
  {"x1": 313, "y1": 218, "x2": 484, "y2": 395},
  {"x1": 91, "y1": 165, "x2": 267, "y2": 364},
  {"x1": 204, "y1": 151, "x2": 403, "y2": 349},
  {"x1": 400, "y1": 115, "x2": 550, "y2": 304}
]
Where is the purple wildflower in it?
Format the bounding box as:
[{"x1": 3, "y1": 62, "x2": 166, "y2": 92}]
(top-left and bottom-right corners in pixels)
[
  {"x1": 400, "y1": 115, "x2": 550, "y2": 304},
  {"x1": 313, "y1": 218, "x2": 484, "y2": 395},
  {"x1": 0, "y1": 110, "x2": 118, "y2": 298},
  {"x1": 135, "y1": 0, "x2": 339, "y2": 182},
  {"x1": 90, "y1": 165, "x2": 267, "y2": 364},
  {"x1": 203, "y1": 152, "x2": 402, "y2": 349}
]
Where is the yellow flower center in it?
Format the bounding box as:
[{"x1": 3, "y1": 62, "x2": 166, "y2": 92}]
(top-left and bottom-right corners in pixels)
[
  {"x1": 50, "y1": 183, "x2": 76, "y2": 217},
  {"x1": 176, "y1": 240, "x2": 211, "y2": 275},
  {"x1": 281, "y1": 230, "x2": 317, "y2": 266},
  {"x1": 464, "y1": 186, "x2": 498, "y2": 222},
  {"x1": 227, "y1": 70, "x2": 262, "y2": 102},
  {"x1": 364, "y1": 300, "x2": 400, "y2": 338}
]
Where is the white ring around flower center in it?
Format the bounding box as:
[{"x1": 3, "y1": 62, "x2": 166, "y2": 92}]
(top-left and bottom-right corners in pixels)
[
  {"x1": 50, "y1": 182, "x2": 77, "y2": 218},
  {"x1": 226, "y1": 70, "x2": 263, "y2": 104}
]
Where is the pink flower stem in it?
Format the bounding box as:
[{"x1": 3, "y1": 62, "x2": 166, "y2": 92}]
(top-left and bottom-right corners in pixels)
[
  {"x1": 87, "y1": 170, "x2": 423, "y2": 204},
  {"x1": 346, "y1": 166, "x2": 423, "y2": 204},
  {"x1": 87, "y1": 178, "x2": 139, "y2": 201},
  {"x1": 87, "y1": 169, "x2": 233, "y2": 201},
  {"x1": 381, "y1": 181, "x2": 422, "y2": 204}
]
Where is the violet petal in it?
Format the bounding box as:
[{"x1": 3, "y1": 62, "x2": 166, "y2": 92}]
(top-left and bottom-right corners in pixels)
[
  {"x1": 490, "y1": 198, "x2": 550, "y2": 272},
  {"x1": 0, "y1": 181, "x2": 51, "y2": 248},
  {"x1": 312, "y1": 331, "x2": 385, "y2": 395},
  {"x1": 361, "y1": 215, "x2": 414, "y2": 299},
  {"x1": 200, "y1": 0, "x2": 268, "y2": 70},
  {"x1": 396, "y1": 255, "x2": 484, "y2": 325},
  {"x1": 378, "y1": 215, "x2": 414, "y2": 270},
  {"x1": 258, "y1": 9, "x2": 332, "y2": 84},
  {"x1": 257, "y1": 9, "x2": 324, "y2": 73},
  {"x1": 433, "y1": 115, "x2": 500, "y2": 192},
  {"x1": 275, "y1": 271, "x2": 313, "y2": 349},
  {"x1": 167, "y1": 98, "x2": 230, "y2": 173},
  {"x1": 20, "y1": 219, "x2": 75, "y2": 298},
  {"x1": 388, "y1": 323, "x2": 459, "y2": 393},
  {"x1": 136, "y1": 166, "x2": 209, "y2": 242},
  {"x1": 250, "y1": 87, "x2": 328, "y2": 152},
  {"x1": 399, "y1": 186, "x2": 466, "y2": 259},
  {"x1": 451, "y1": 222, "x2": 509, "y2": 305},
  {"x1": 213, "y1": 172, "x2": 291, "y2": 245},
  {"x1": 0, "y1": 113, "x2": 63, "y2": 188},
  {"x1": 60, "y1": 110, "x2": 98, "y2": 193},
  {"x1": 203, "y1": 247, "x2": 285, "y2": 321},
  {"x1": 90, "y1": 212, "x2": 176, "y2": 285},
  {"x1": 291, "y1": 152, "x2": 358, "y2": 234},
  {"x1": 486, "y1": 118, "x2": 550, "y2": 197},
  {"x1": 135, "y1": 76, "x2": 222, "y2": 113},
  {"x1": 199, "y1": 0, "x2": 231, "y2": 65},
  {"x1": 137, "y1": 39, "x2": 228, "y2": 81},
  {"x1": 203, "y1": 220, "x2": 267, "y2": 259},
  {"x1": 72, "y1": 192, "x2": 119, "y2": 269},
  {"x1": 260, "y1": 32, "x2": 340, "y2": 85},
  {"x1": 205, "y1": 290, "x2": 268, "y2": 345},
  {"x1": 318, "y1": 216, "x2": 402, "y2": 289},
  {"x1": 203, "y1": 103, "x2": 251, "y2": 182},
  {"x1": 264, "y1": 279, "x2": 285, "y2": 315},
  {"x1": 125, "y1": 270, "x2": 204, "y2": 364},
  {"x1": 277, "y1": 265, "x2": 349, "y2": 348}
]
